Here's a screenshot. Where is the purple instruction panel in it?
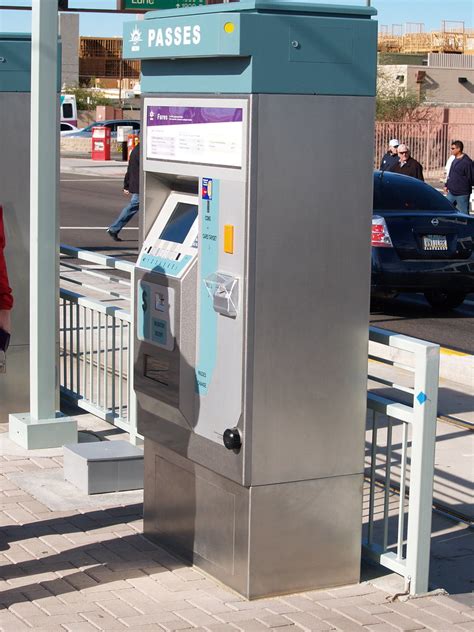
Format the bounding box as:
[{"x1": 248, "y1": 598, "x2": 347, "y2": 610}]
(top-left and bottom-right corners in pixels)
[{"x1": 145, "y1": 105, "x2": 244, "y2": 167}]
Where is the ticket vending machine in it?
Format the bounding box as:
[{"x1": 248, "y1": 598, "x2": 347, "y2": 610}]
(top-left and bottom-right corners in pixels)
[
  {"x1": 124, "y1": 1, "x2": 377, "y2": 598},
  {"x1": 0, "y1": 34, "x2": 60, "y2": 423}
]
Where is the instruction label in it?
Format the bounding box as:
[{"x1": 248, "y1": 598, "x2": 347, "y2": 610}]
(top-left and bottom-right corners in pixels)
[{"x1": 146, "y1": 106, "x2": 243, "y2": 167}]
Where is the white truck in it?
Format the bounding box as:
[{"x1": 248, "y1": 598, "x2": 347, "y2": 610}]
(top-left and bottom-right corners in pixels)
[{"x1": 60, "y1": 94, "x2": 78, "y2": 129}]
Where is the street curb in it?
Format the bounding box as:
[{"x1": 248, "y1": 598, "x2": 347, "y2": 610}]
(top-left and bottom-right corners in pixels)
[
  {"x1": 60, "y1": 156, "x2": 127, "y2": 170},
  {"x1": 60, "y1": 163, "x2": 127, "y2": 178},
  {"x1": 439, "y1": 346, "x2": 474, "y2": 388}
]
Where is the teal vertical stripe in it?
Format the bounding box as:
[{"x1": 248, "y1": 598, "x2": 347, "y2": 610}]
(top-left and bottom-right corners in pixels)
[
  {"x1": 195, "y1": 179, "x2": 219, "y2": 395},
  {"x1": 137, "y1": 282, "x2": 151, "y2": 341}
]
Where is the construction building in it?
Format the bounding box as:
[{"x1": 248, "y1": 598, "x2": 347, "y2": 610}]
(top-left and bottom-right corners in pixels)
[
  {"x1": 79, "y1": 37, "x2": 140, "y2": 90},
  {"x1": 378, "y1": 22, "x2": 474, "y2": 56}
]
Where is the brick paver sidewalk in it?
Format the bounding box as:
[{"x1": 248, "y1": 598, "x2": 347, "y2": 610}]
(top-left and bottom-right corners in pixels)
[{"x1": 1, "y1": 445, "x2": 473, "y2": 632}]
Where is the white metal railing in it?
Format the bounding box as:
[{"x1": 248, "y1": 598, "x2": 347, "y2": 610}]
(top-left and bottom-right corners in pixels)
[
  {"x1": 59, "y1": 246, "x2": 440, "y2": 591},
  {"x1": 59, "y1": 246, "x2": 139, "y2": 443},
  {"x1": 364, "y1": 326, "x2": 440, "y2": 595}
]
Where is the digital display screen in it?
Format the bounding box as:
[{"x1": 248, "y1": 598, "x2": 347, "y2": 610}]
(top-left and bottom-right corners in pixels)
[{"x1": 159, "y1": 202, "x2": 198, "y2": 244}]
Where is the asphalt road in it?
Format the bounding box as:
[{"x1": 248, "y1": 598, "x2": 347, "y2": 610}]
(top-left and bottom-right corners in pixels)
[
  {"x1": 371, "y1": 294, "x2": 474, "y2": 353},
  {"x1": 60, "y1": 172, "x2": 139, "y2": 253},
  {"x1": 60, "y1": 173, "x2": 474, "y2": 354}
]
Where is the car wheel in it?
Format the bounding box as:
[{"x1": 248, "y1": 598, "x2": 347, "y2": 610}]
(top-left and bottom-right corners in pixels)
[{"x1": 424, "y1": 290, "x2": 467, "y2": 310}]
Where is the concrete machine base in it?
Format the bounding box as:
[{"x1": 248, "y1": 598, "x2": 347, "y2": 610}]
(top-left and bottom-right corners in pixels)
[
  {"x1": 64, "y1": 440, "x2": 144, "y2": 494},
  {"x1": 144, "y1": 441, "x2": 363, "y2": 600},
  {"x1": 9, "y1": 412, "x2": 77, "y2": 450}
]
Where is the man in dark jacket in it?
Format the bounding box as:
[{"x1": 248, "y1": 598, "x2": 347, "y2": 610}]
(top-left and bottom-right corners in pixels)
[
  {"x1": 388, "y1": 144, "x2": 424, "y2": 181},
  {"x1": 379, "y1": 138, "x2": 400, "y2": 171},
  {"x1": 0, "y1": 206, "x2": 13, "y2": 366},
  {"x1": 444, "y1": 140, "x2": 474, "y2": 214},
  {"x1": 107, "y1": 142, "x2": 140, "y2": 241}
]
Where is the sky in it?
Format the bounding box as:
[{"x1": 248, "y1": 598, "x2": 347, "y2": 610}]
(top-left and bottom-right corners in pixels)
[{"x1": 0, "y1": 0, "x2": 472, "y2": 37}]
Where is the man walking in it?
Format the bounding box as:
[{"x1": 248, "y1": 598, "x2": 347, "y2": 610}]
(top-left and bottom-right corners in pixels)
[
  {"x1": 0, "y1": 207, "x2": 13, "y2": 369},
  {"x1": 389, "y1": 144, "x2": 424, "y2": 181},
  {"x1": 107, "y1": 142, "x2": 140, "y2": 241},
  {"x1": 379, "y1": 139, "x2": 400, "y2": 171},
  {"x1": 444, "y1": 140, "x2": 474, "y2": 214}
]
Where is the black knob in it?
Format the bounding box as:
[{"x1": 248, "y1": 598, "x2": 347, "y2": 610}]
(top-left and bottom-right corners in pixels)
[{"x1": 223, "y1": 427, "x2": 241, "y2": 450}]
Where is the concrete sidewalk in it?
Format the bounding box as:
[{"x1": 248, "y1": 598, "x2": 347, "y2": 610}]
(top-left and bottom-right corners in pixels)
[
  {"x1": 1, "y1": 414, "x2": 473, "y2": 632},
  {"x1": 61, "y1": 157, "x2": 128, "y2": 179},
  {"x1": 437, "y1": 375, "x2": 474, "y2": 425}
]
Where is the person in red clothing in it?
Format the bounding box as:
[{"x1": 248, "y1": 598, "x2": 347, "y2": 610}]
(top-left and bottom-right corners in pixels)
[{"x1": 0, "y1": 206, "x2": 13, "y2": 352}]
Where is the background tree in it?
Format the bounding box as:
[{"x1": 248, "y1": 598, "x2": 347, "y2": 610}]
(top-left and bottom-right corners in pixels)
[
  {"x1": 376, "y1": 67, "x2": 429, "y2": 121},
  {"x1": 62, "y1": 83, "x2": 109, "y2": 111}
]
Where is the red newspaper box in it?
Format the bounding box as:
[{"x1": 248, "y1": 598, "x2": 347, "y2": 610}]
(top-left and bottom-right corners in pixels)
[
  {"x1": 127, "y1": 133, "x2": 139, "y2": 160},
  {"x1": 91, "y1": 126, "x2": 111, "y2": 161}
]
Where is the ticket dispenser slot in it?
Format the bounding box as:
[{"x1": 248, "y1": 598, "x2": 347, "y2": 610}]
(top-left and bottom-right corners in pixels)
[{"x1": 204, "y1": 272, "x2": 239, "y2": 318}]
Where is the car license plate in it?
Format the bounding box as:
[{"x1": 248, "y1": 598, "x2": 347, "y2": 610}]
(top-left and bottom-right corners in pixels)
[{"x1": 423, "y1": 235, "x2": 448, "y2": 251}]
